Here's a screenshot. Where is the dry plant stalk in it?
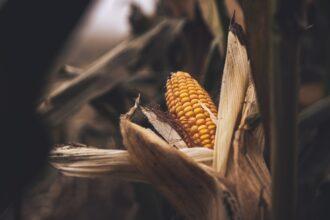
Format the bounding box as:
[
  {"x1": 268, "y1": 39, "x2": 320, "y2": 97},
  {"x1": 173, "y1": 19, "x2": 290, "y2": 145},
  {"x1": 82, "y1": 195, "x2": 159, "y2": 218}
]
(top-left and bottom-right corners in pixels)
[{"x1": 49, "y1": 20, "x2": 271, "y2": 220}]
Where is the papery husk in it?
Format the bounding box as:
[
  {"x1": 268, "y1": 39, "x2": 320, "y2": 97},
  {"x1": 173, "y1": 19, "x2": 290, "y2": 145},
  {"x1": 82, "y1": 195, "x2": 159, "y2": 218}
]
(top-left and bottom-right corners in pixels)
[
  {"x1": 120, "y1": 115, "x2": 240, "y2": 220},
  {"x1": 213, "y1": 19, "x2": 251, "y2": 175},
  {"x1": 50, "y1": 145, "x2": 213, "y2": 181},
  {"x1": 213, "y1": 19, "x2": 271, "y2": 219},
  {"x1": 141, "y1": 106, "x2": 189, "y2": 148},
  {"x1": 226, "y1": 83, "x2": 271, "y2": 220},
  {"x1": 123, "y1": 95, "x2": 190, "y2": 148}
]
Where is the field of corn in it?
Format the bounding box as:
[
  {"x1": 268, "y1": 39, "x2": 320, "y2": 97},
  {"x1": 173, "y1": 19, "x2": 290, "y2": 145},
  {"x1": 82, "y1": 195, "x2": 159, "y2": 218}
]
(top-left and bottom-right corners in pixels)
[{"x1": 1, "y1": 0, "x2": 330, "y2": 220}]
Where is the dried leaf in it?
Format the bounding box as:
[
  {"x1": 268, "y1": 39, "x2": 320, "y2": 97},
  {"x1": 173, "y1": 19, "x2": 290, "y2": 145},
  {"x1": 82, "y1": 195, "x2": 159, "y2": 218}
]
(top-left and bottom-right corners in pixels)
[
  {"x1": 226, "y1": 83, "x2": 271, "y2": 220},
  {"x1": 50, "y1": 145, "x2": 143, "y2": 180},
  {"x1": 120, "y1": 116, "x2": 238, "y2": 220},
  {"x1": 125, "y1": 94, "x2": 140, "y2": 119},
  {"x1": 50, "y1": 145, "x2": 213, "y2": 181},
  {"x1": 140, "y1": 107, "x2": 188, "y2": 148},
  {"x1": 199, "y1": 101, "x2": 218, "y2": 124},
  {"x1": 207, "y1": 20, "x2": 272, "y2": 219},
  {"x1": 123, "y1": 95, "x2": 189, "y2": 148},
  {"x1": 213, "y1": 21, "x2": 251, "y2": 175},
  {"x1": 39, "y1": 20, "x2": 184, "y2": 124}
]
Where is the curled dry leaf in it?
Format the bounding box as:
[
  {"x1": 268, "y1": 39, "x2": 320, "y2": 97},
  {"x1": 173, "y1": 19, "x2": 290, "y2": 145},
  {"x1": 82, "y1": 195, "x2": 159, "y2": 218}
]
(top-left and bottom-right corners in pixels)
[
  {"x1": 141, "y1": 106, "x2": 188, "y2": 148},
  {"x1": 49, "y1": 145, "x2": 213, "y2": 181},
  {"x1": 120, "y1": 115, "x2": 240, "y2": 220},
  {"x1": 122, "y1": 95, "x2": 190, "y2": 148},
  {"x1": 213, "y1": 20, "x2": 251, "y2": 175}
]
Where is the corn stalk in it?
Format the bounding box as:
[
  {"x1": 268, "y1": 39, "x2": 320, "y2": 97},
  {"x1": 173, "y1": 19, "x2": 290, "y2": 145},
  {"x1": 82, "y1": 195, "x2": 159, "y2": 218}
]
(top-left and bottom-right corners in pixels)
[
  {"x1": 270, "y1": 0, "x2": 304, "y2": 219},
  {"x1": 50, "y1": 21, "x2": 271, "y2": 220}
]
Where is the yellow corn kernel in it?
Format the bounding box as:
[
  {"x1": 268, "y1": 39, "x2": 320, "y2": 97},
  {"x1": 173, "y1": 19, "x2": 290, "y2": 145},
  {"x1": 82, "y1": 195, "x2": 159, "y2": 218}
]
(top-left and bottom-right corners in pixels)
[
  {"x1": 188, "y1": 117, "x2": 196, "y2": 124},
  {"x1": 191, "y1": 125, "x2": 198, "y2": 133},
  {"x1": 199, "y1": 128, "x2": 208, "y2": 135},
  {"x1": 183, "y1": 106, "x2": 193, "y2": 113},
  {"x1": 185, "y1": 111, "x2": 194, "y2": 117},
  {"x1": 165, "y1": 71, "x2": 218, "y2": 148},
  {"x1": 200, "y1": 134, "x2": 210, "y2": 141},
  {"x1": 196, "y1": 113, "x2": 205, "y2": 120},
  {"x1": 193, "y1": 108, "x2": 203, "y2": 114},
  {"x1": 196, "y1": 118, "x2": 205, "y2": 125}
]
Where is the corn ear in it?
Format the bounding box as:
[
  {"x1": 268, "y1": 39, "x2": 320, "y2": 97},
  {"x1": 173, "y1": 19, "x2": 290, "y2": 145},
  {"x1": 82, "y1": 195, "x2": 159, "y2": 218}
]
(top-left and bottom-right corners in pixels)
[{"x1": 165, "y1": 71, "x2": 217, "y2": 148}]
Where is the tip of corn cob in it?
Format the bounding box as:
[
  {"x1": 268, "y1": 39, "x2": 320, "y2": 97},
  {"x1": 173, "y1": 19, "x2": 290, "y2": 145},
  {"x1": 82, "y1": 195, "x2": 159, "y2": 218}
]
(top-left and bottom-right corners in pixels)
[{"x1": 165, "y1": 71, "x2": 217, "y2": 148}]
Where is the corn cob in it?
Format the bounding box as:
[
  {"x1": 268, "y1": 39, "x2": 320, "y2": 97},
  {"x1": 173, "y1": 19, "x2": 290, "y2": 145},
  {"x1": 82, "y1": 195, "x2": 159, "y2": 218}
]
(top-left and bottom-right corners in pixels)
[{"x1": 165, "y1": 71, "x2": 217, "y2": 148}]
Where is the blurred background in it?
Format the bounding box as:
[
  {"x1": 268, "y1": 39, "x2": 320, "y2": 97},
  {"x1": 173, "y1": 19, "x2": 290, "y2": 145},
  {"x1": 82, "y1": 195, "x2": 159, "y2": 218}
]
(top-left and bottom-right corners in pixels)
[{"x1": 1, "y1": 0, "x2": 330, "y2": 219}]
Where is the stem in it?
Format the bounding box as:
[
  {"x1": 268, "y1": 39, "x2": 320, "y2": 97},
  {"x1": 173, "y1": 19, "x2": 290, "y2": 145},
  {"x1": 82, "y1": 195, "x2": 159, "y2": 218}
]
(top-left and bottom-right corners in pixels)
[
  {"x1": 238, "y1": 0, "x2": 272, "y2": 149},
  {"x1": 270, "y1": 0, "x2": 303, "y2": 219}
]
